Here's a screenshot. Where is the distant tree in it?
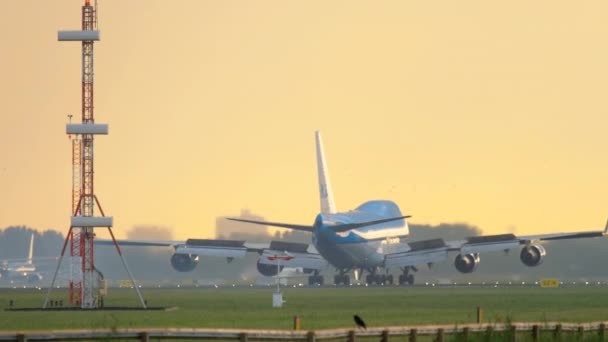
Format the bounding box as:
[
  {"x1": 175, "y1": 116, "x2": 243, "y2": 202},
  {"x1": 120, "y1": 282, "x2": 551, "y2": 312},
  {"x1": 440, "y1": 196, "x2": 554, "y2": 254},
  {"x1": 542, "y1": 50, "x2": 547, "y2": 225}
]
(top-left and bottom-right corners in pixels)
[
  {"x1": 410, "y1": 223, "x2": 481, "y2": 240},
  {"x1": 127, "y1": 225, "x2": 174, "y2": 240},
  {"x1": 0, "y1": 226, "x2": 63, "y2": 259}
]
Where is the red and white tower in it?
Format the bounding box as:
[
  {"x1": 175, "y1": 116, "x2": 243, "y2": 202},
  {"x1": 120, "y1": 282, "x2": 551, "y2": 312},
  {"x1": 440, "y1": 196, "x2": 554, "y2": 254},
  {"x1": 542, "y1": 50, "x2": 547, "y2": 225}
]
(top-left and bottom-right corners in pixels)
[{"x1": 45, "y1": 0, "x2": 144, "y2": 309}]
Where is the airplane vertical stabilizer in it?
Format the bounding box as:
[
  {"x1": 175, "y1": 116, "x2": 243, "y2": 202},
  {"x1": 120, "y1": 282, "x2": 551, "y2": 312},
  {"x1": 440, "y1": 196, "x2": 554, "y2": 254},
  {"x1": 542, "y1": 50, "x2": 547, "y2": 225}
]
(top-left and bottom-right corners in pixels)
[
  {"x1": 315, "y1": 131, "x2": 337, "y2": 214},
  {"x1": 27, "y1": 233, "x2": 34, "y2": 265}
]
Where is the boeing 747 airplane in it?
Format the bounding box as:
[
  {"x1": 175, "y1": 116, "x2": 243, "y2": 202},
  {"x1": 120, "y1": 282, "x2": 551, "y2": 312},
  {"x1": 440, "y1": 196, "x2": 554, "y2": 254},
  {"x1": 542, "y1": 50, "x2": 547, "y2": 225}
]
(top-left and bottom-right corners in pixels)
[{"x1": 105, "y1": 132, "x2": 607, "y2": 285}]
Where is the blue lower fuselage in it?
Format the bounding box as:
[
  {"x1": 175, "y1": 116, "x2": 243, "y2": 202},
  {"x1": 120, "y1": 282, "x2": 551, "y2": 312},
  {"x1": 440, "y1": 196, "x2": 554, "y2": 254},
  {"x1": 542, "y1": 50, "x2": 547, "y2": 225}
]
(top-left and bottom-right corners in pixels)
[{"x1": 312, "y1": 200, "x2": 410, "y2": 270}]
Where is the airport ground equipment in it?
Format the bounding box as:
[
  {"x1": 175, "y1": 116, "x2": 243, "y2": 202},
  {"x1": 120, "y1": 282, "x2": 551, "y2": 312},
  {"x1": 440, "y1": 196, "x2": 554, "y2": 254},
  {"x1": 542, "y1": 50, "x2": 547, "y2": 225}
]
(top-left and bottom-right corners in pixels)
[
  {"x1": 268, "y1": 254, "x2": 293, "y2": 308},
  {"x1": 43, "y1": 0, "x2": 144, "y2": 309}
]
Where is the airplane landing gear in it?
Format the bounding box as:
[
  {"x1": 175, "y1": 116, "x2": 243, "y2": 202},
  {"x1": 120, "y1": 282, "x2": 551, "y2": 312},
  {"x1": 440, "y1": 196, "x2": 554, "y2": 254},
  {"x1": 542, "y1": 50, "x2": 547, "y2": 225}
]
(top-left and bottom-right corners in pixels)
[
  {"x1": 398, "y1": 267, "x2": 415, "y2": 285},
  {"x1": 334, "y1": 274, "x2": 350, "y2": 286},
  {"x1": 334, "y1": 271, "x2": 350, "y2": 286},
  {"x1": 364, "y1": 268, "x2": 392, "y2": 285},
  {"x1": 365, "y1": 274, "x2": 392, "y2": 285},
  {"x1": 308, "y1": 271, "x2": 324, "y2": 286}
]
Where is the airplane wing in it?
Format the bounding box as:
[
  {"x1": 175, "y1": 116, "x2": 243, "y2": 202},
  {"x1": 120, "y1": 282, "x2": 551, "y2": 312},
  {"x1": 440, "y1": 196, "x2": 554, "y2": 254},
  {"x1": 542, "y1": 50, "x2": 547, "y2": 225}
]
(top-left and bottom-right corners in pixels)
[
  {"x1": 446, "y1": 225, "x2": 608, "y2": 254},
  {"x1": 95, "y1": 239, "x2": 183, "y2": 248},
  {"x1": 385, "y1": 223, "x2": 608, "y2": 269},
  {"x1": 0, "y1": 256, "x2": 58, "y2": 263},
  {"x1": 96, "y1": 238, "x2": 329, "y2": 273},
  {"x1": 95, "y1": 238, "x2": 259, "y2": 256},
  {"x1": 385, "y1": 238, "x2": 451, "y2": 268},
  {"x1": 176, "y1": 239, "x2": 328, "y2": 271}
]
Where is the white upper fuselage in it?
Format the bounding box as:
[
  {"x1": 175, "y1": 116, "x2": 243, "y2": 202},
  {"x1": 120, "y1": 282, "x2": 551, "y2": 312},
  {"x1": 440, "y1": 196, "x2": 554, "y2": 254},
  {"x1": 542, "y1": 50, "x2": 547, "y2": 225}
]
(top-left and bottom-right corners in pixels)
[{"x1": 312, "y1": 200, "x2": 409, "y2": 269}]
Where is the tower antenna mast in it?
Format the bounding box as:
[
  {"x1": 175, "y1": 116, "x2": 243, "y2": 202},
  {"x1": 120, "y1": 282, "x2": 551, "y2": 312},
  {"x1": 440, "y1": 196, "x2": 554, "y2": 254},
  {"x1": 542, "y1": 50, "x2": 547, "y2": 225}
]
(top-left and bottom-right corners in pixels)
[{"x1": 45, "y1": 0, "x2": 145, "y2": 309}]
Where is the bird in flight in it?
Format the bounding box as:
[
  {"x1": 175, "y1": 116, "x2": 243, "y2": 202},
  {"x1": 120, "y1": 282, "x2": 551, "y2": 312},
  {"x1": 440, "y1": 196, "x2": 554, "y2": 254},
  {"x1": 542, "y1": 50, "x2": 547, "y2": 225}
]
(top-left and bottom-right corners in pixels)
[{"x1": 353, "y1": 315, "x2": 367, "y2": 330}]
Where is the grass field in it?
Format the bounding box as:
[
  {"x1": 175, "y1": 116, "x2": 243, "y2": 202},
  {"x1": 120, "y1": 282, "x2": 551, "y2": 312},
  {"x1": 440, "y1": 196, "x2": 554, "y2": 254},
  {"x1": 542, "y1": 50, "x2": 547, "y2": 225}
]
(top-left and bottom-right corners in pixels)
[{"x1": 1, "y1": 286, "x2": 608, "y2": 331}]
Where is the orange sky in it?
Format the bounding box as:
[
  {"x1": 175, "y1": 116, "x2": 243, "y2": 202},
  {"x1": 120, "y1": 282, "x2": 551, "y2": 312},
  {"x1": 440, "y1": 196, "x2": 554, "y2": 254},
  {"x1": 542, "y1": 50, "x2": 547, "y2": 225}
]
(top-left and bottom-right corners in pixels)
[{"x1": 1, "y1": 1, "x2": 607, "y2": 240}]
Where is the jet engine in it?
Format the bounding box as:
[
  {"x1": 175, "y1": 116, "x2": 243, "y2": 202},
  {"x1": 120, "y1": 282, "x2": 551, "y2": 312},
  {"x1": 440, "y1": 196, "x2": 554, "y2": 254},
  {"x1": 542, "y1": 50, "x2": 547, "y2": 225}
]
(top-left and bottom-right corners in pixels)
[
  {"x1": 27, "y1": 273, "x2": 43, "y2": 283},
  {"x1": 454, "y1": 253, "x2": 480, "y2": 273},
  {"x1": 257, "y1": 260, "x2": 284, "y2": 277},
  {"x1": 520, "y1": 244, "x2": 546, "y2": 267},
  {"x1": 170, "y1": 253, "x2": 199, "y2": 272}
]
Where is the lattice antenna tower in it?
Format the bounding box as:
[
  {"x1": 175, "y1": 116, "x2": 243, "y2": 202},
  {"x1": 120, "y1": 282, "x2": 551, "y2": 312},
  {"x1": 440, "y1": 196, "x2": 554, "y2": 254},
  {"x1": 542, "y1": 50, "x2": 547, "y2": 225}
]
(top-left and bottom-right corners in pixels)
[{"x1": 44, "y1": 0, "x2": 145, "y2": 309}]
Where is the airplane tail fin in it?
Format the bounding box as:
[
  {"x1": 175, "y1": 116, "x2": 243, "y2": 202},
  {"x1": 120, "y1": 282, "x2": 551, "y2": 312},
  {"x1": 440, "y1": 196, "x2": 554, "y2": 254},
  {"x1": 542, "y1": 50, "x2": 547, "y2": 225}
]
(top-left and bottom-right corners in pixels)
[
  {"x1": 315, "y1": 131, "x2": 337, "y2": 214},
  {"x1": 27, "y1": 233, "x2": 34, "y2": 265}
]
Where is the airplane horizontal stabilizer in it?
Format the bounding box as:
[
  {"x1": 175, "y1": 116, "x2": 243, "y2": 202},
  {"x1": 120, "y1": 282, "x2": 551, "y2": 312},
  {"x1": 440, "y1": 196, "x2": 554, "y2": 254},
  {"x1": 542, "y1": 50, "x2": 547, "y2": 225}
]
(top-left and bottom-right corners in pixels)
[
  {"x1": 226, "y1": 218, "x2": 314, "y2": 232},
  {"x1": 331, "y1": 215, "x2": 411, "y2": 233},
  {"x1": 227, "y1": 215, "x2": 409, "y2": 233}
]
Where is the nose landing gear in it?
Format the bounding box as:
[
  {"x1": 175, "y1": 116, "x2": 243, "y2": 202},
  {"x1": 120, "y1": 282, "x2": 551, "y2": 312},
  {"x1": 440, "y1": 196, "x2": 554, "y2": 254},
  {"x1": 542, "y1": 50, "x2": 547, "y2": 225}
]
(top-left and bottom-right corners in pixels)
[{"x1": 334, "y1": 272, "x2": 350, "y2": 286}]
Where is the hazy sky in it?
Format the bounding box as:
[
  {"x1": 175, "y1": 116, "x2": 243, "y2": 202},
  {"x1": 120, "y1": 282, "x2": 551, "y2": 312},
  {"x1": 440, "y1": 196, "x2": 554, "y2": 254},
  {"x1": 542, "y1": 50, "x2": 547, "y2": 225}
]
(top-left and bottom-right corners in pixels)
[{"x1": 1, "y1": 1, "x2": 607, "y2": 239}]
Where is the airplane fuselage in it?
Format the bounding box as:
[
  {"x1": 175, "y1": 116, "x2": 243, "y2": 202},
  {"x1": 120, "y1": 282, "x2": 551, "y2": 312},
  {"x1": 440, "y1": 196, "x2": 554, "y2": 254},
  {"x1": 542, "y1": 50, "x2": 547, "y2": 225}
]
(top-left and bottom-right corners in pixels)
[
  {"x1": 0, "y1": 265, "x2": 42, "y2": 283},
  {"x1": 312, "y1": 200, "x2": 409, "y2": 270}
]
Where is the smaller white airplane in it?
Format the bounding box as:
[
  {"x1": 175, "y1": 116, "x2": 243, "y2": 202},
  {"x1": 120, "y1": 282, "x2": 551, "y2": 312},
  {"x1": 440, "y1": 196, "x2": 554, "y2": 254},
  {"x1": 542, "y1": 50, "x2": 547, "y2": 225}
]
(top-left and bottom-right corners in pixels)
[{"x1": 0, "y1": 233, "x2": 43, "y2": 283}]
